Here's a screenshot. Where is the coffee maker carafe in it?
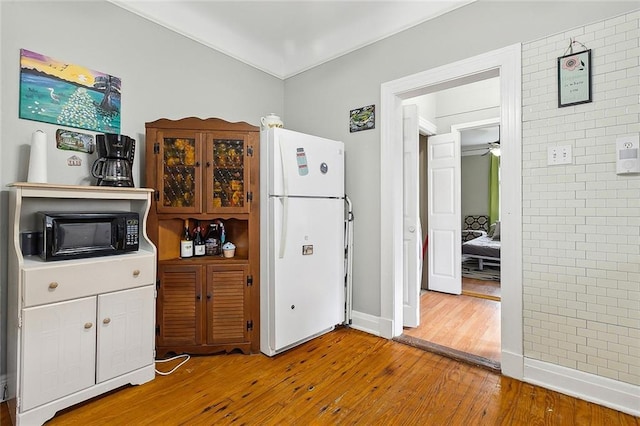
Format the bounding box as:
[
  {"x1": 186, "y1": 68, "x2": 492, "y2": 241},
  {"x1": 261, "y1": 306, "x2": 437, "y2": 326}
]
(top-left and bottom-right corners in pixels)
[{"x1": 91, "y1": 133, "x2": 135, "y2": 187}]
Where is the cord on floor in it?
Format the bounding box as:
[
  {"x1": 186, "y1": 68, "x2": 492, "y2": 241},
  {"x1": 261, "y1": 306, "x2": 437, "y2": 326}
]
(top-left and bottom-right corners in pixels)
[{"x1": 155, "y1": 354, "x2": 190, "y2": 376}]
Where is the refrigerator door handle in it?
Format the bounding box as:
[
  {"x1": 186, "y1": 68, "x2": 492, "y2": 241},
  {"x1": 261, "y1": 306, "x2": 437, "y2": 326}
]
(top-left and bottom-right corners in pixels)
[
  {"x1": 279, "y1": 137, "x2": 289, "y2": 196},
  {"x1": 278, "y1": 197, "x2": 288, "y2": 259}
]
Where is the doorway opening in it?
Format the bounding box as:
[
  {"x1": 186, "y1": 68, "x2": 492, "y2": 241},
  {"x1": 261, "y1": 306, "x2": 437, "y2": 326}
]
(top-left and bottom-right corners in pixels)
[
  {"x1": 379, "y1": 44, "x2": 523, "y2": 379},
  {"x1": 401, "y1": 111, "x2": 502, "y2": 369}
]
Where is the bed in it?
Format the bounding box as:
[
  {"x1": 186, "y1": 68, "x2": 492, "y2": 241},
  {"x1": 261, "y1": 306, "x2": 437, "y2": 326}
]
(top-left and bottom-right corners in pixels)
[{"x1": 462, "y1": 234, "x2": 500, "y2": 270}]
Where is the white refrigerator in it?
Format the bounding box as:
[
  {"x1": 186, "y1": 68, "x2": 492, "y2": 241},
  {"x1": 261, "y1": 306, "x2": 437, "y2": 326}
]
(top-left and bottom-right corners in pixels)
[{"x1": 260, "y1": 127, "x2": 346, "y2": 356}]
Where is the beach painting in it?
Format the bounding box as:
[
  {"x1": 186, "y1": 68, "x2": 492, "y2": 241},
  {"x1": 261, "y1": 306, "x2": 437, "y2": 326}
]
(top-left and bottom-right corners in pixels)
[{"x1": 19, "y1": 49, "x2": 121, "y2": 133}]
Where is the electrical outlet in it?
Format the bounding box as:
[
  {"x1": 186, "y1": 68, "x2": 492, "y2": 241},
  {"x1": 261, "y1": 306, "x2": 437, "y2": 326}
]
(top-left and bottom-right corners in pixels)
[{"x1": 548, "y1": 145, "x2": 572, "y2": 165}]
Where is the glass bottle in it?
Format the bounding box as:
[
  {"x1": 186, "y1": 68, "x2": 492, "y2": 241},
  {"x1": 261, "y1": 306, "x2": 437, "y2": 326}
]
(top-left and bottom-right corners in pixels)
[
  {"x1": 180, "y1": 219, "x2": 193, "y2": 258},
  {"x1": 193, "y1": 220, "x2": 206, "y2": 257},
  {"x1": 204, "y1": 223, "x2": 221, "y2": 256}
]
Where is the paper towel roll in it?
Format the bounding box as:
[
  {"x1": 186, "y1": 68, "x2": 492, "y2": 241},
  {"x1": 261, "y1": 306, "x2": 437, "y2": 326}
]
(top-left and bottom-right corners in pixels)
[{"x1": 27, "y1": 130, "x2": 48, "y2": 183}]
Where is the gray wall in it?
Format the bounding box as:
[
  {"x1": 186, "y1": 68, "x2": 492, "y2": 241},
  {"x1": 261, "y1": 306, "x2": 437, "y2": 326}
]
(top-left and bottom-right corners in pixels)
[
  {"x1": 0, "y1": 1, "x2": 284, "y2": 380},
  {"x1": 461, "y1": 155, "x2": 491, "y2": 222},
  {"x1": 283, "y1": 1, "x2": 637, "y2": 317}
]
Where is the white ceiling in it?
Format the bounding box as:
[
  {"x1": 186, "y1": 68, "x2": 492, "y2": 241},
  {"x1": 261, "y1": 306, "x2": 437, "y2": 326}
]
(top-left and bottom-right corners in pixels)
[{"x1": 110, "y1": 0, "x2": 475, "y2": 79}]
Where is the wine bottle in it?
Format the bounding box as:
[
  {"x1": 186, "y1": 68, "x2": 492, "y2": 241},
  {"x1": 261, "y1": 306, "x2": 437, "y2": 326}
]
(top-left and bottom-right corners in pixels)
[
  {"x1": 180, "y1": 219, "x2": 193, "y2": 258},
  {"x1": 205, "y1": 223, "x2": 221, "y2": 256},
  {"x1": 193, "y1": 220, "x2": 206, "y2": 257}
]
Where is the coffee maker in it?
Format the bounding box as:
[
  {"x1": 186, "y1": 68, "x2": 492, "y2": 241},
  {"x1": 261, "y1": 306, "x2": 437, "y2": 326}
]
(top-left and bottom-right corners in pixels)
[{"x1": 91, "y1": 133, "x2": 135, "y2": 187}]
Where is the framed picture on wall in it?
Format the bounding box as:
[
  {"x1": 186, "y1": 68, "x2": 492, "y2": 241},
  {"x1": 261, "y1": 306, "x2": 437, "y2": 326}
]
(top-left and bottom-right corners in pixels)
[
  {"x1": 19, "y1": 48, "x2": 121, "y2": 133},
  {"x1": 349, "y1": 104, "x2": 375, "y2": 132},
  {"x1": 557, "y1": 49, "x2": 592, "y2": 108}
]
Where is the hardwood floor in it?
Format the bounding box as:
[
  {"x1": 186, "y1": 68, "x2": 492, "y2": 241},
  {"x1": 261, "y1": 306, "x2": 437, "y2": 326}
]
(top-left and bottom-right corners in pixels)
[
  {"x1": 401, "y1": 279, "x2": 501, "y2": 366},
  {"x1": 2, "y1": 327, "x2": 637, "y2": 425},
  {"x1": 462, "y1": 278, "x2": 501, "y2": 301}
]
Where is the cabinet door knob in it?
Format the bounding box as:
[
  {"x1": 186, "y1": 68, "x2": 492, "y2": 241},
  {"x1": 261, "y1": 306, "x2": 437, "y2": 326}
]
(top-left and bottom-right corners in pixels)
[
  {"x1": 206, "y1": 161, "x2": 211, "y2": 167},
  {"x1": 207, "y1": 293, "x2": 212, "y2": 300},
  {"x1": 133, "y1": 269, "x2": 141, "y2": 277},
  {"x1": 48, "y1": 282, "x2": 59, "y2": 290},
  {"x1": 196, "y1": 294, "x2": 201, "y2": 300},
  {"x1": 103, "y1": 318, "x2": 111, "y2": 325},
  {"x1": 84, "y1": 322, "x2": 93, "y2": 329},
  {"x1": 195, "y1": 161, "x2": 201, "y2": 167}
]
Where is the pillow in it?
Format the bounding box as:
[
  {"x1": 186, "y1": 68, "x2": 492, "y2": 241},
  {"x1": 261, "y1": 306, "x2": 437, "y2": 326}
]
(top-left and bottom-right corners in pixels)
[{"x1": 492, "y1": 221, "x2": 501, "y2": 241}]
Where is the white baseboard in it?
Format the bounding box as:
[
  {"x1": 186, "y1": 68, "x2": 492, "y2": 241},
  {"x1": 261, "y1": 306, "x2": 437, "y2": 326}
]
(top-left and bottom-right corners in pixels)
[
  {"x1": 524, "y1": 358, "x2": 640, "y2": 417},
  {"x1": 350, "y1": 310, "x2": 391, "y2": 337},
  {"x1": 501, "y1": 350, "x2": 524, "y2": 380}
]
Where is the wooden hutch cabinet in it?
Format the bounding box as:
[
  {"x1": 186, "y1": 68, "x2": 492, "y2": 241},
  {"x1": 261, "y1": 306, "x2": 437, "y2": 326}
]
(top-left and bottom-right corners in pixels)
[{"x1": 145, "y1": 117, "x2": 260, "y2": 357}]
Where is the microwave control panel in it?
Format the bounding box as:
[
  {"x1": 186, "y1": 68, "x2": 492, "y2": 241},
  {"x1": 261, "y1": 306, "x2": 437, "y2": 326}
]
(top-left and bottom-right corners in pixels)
[{"x1": 126, "y1": 218, "x2": 139, "y2": 247}]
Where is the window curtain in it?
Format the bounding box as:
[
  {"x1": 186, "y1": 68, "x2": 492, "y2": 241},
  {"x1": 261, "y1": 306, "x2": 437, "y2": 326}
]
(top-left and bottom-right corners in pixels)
[{"x1": 488, "y1": 155, "x2": 500, "y2": 224}]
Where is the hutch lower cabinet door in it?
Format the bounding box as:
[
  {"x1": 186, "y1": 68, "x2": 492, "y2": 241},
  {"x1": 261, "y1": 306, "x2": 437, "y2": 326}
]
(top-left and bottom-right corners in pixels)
[
  {"x1": 156, "y1": 263, "x2": 251, "y2": 356},
  {"x1": 21, "y1": 297, "x2": 97, "y2": 412},
  {"x1": 97, "y1": 286, "x2": 155, "y2": 382}
]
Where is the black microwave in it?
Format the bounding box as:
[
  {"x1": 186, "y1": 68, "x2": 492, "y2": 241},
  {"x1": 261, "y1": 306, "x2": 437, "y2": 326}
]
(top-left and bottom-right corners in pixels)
[{"x1": 36, "y1": 211, "x2": 140, "y2": 261}]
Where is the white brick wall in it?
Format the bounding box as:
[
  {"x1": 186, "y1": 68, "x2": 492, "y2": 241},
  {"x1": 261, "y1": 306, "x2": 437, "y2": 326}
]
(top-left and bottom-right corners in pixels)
[{"x1": 522, "y1": 9, "x2": 640, "y2": 385}]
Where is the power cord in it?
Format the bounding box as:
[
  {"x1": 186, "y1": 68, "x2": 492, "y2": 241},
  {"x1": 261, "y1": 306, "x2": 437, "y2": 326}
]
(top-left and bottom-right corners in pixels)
[{"x1": 155, "y1": 354, "x2": 190, "y2": 376}]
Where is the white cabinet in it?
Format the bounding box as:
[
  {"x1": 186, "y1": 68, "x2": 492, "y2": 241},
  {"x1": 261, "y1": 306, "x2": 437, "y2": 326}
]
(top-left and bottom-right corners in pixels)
[
  {"x1": 97, "y1": 286, "x2": 155, "y2": 383},
  {"x1": 22, "y1": 297, "x2": 97, "y2": 412},
  {"x1": 6, "y1": 183, "x2": 157, "y2": 426}
]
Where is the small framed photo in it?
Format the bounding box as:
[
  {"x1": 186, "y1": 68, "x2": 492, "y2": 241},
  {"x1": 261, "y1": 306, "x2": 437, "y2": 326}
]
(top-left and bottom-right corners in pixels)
[
  {"x1": 558, "y1": 49, "x2": 592, "y2": 108},
  {"x1": 350, "y1": 104, "x2": 375, "y2": 132}
]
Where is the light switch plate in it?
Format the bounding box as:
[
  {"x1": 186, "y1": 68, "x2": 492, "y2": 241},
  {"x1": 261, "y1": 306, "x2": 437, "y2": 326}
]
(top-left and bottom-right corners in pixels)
[{"x1": 548, "y1": 145, "x2": 572, "y2": 165}]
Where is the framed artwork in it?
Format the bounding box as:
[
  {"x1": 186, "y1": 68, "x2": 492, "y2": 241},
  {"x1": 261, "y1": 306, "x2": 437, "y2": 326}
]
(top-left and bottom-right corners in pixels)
[
  {"x1": 19, "y1": 48, "x2": 121, "y2": 133},
  {"x1": 350, "y1": 104, "x2": 375, "y2": 132},
  {"x1": 558, "y1": 49, "x2": 592, "y2": 108},
  {"x1": 55, "y1": 129, "x2": 95, "y2": 154}
]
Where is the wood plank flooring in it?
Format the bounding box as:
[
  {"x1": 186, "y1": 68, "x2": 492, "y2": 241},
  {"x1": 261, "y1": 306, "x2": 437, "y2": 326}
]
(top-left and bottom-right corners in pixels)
[
  {"x1": 462, "y1": 278, "x2": 501, "y2": 301},
  {"x1": 2, "y1": 327, "x2": 638, "y2": 425},
  {"x1": 402, "y1": 285, "x2": 501, "y2": 362}
]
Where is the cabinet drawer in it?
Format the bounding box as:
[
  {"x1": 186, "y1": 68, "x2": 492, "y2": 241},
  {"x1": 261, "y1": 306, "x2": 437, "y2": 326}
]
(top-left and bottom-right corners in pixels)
[{"x1": 23, "y1": 253, "x2": 155, "y2": 307}]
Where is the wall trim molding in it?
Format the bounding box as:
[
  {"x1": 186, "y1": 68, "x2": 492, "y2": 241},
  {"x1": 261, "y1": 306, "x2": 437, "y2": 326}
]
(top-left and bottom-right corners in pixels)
[
  {"x1": 350, "y1": 310, "x2": 385, "y2": 337},
  {"x1": 524, "y1": 358, "x2": 640, "y2": 417},
  {"x1": 418, "y1": 117, "x2": 437, "y2": 136},
  {"x1": 501, "y1": 351, "x2": 524, "y2": 379}
]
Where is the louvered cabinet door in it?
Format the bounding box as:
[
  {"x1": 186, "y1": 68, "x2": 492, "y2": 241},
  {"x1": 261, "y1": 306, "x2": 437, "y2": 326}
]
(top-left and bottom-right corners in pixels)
[
  {"x1": 205, "y1": 264, "x2": 250, "y2": 345},
  {"x1": 157, "y1": 264, "x2": 203, "y2": 347}
]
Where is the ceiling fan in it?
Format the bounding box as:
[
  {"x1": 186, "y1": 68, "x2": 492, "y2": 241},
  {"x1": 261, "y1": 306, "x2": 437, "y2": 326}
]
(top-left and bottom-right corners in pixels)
[{"x1": 482, "y1": 140, "x2": 501, "y2": 157}]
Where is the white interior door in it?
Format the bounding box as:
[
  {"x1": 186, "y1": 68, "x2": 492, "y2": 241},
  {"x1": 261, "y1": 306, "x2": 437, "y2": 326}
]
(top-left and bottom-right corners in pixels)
[
  {"x1": 402, "y1": 105, "x2": 422, "y2": 327},
  {"x1": 427, "y1": 132, "x2": 461, "y2": 294}
]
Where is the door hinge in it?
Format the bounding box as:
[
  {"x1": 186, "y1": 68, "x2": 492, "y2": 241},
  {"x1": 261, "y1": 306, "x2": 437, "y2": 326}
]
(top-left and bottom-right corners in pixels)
[
  {"x1": 18, "y1": 314, "x2": 22, "y2": 329},
  {"x1": 247, "y1": 320, "x2": 253, "y2": 331},
  {"x1": 156, "y1": 325, "x2": 160, "y2": 335},
  {"x1": 156, "y1": 279, "x2": 161, "y2": 289},
  {"x1": 247, "y1": 275, "x2": 253, "y2": 286},
  {"x1": 154, "y1": 191, "x2": 160, "y2": 201},
  {"x1": 247, "y1": 146, "x2": 254, "y2": 157},
  {"x1": 154, "y1": 142, "x2": 160, "y2": 154},
  {"x1": 247, "y1": 192, "x2": 253, "y2": 202}
]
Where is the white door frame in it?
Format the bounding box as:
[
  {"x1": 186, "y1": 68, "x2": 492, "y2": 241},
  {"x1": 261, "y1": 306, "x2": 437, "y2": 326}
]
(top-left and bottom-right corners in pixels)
[{"x1": 380, "y1": 44, "x2": 523, "y2": 379}]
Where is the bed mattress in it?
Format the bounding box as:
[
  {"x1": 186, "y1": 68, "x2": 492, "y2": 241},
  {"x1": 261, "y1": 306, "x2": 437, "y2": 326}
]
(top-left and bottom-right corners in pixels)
[{"x1": 462, "y1": 235, "x2": 500, "y2": 258}]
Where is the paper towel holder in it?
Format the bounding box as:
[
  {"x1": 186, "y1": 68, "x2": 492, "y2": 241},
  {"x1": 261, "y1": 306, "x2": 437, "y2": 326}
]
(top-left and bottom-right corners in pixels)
[{"x1": 27, "y1": 130, "x2": 48, "y2": 183}]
